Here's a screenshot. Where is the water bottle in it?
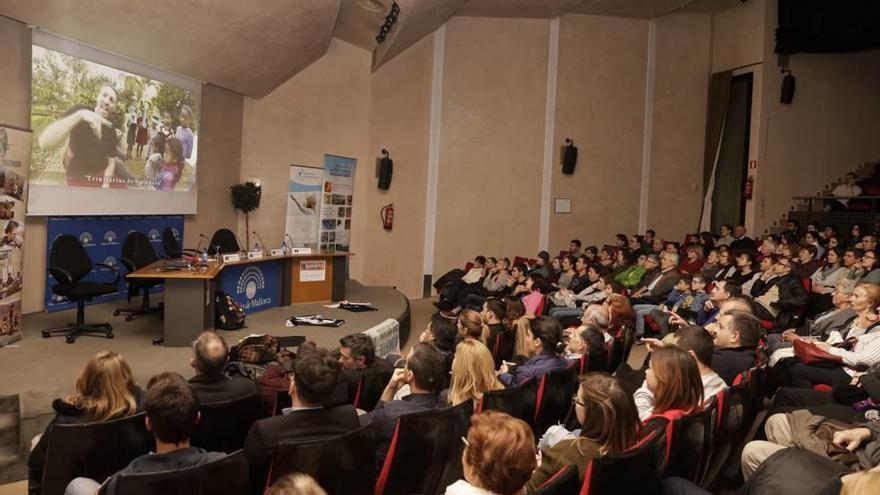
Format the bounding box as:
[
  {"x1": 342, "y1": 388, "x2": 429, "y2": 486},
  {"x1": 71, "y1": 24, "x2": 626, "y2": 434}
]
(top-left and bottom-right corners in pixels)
[
  {"x1": 200, "y1": 248, "x2": 208, "y2": 266},
  {"x1": 281, "y1": 240, "x2": 288, "y2": 255}
]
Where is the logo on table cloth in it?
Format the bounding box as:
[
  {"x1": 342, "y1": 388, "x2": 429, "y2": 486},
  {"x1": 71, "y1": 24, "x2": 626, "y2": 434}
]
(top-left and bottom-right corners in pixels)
[
  {"x1": 101, "y1": 230, "x2": 118, "y2": 246},
  {"x1": 148, "y1": 229, "x2": 161, "y2": 242},
  {"x1": 236, "y1": 266, "x2": 266, "y2": 300},
  {"x1": 79, "y1": 232, "x2": 94, "y2": 247},
  {"x1": 170, "y1": 228, "x2": 180, "y2": 240},
  {"x1": 102, "y1": 256, "x2": 117, "y2": 268}
]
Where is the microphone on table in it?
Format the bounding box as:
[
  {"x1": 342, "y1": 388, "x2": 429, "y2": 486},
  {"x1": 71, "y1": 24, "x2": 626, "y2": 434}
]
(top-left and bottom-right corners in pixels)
[
  {"x1": 196, "y1": 233, "x2": 210, "y2": 252},
  {"x1": 285, "y1": 233, "x2": 295, "y2": 249},
  {"x1": 232, "y1": 231, "x2": 247, "y2": 254},
  {"x1": 252, "y1": 230, "x2": 268, "y2": 255}
]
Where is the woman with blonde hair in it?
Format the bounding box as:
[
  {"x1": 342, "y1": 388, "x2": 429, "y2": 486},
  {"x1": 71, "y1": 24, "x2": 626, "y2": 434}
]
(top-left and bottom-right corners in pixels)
[
  {"x1": 458, "y1": 309, "x2": 489, "y2": 345},
  {"x1": 528, "y1": 373, "x2": 640, "y2": 489},
  {"x1": 28, "y1": 351, "x2": 142, "y2": 492},
  {"x1": 446, "y1": 339, "x2": 502, "y2": 407},
  {"x1": 643, "y1": 346, "x2": 704, "y2": 424}
]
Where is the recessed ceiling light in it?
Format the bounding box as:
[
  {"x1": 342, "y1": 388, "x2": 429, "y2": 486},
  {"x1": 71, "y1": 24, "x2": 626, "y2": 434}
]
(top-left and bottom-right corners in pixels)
[{"x1": 354, "y1": 0, "x2": 386, "y2": 13}]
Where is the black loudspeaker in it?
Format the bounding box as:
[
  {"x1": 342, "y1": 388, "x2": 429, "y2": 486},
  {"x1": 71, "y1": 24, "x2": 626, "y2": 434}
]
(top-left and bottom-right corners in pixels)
[
  {"x1": 562, "y1": 139, "x2": 578, "y2": 175},
  {"x1": 378, "y1": 151, "x2": 393, "y2": 190},
  {"x1": 780, "y1": 72, "x2": 796, "y2": 104}
]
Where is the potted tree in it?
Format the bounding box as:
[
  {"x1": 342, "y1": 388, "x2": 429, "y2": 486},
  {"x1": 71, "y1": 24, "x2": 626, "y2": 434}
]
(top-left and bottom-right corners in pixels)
[{"x1": 230, "y1": 181, "x2": 262, "y2": 249}]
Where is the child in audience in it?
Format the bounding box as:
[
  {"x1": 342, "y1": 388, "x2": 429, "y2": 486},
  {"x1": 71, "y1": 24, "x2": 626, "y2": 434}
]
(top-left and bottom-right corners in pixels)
[
  {"x1": 528, "y1": 374, "x2": 640, "y2": 489},
  {"x1": 445, "y1": 411, "x2": 536, "y2": 495},
  {"x1": 28, "y1": 351, "x2": 143, "y2": 494},
  {"x1": 445, "y1": 339, "x2": 502, "y2": 407}
]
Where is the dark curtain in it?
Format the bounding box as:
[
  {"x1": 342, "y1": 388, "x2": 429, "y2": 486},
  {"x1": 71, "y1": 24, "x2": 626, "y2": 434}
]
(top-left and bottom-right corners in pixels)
[{"x1": 698, "y1": 71, "x2": 732, "y2": 230}]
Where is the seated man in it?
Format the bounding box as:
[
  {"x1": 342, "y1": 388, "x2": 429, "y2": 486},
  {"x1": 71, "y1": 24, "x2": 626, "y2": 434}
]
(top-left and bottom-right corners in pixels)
[
  {"x1": 65, "y1": 372, "x2": 225, "y2": 495},
  {"x1": 630, "y1": 252, "x2": 681, "y2": 308},
  {"x1": 338, "y1": 333, "x2": 393, "y2": 401},
  {"x1": 189, "y1": 331, "x2": 259, "y2": 404},
  {"x1": 362, "y1": 343, "x2": 445, "y2": 462},
  {"x1": 750, "y1": 257, "x2": 809, "y2": 330},
  {"x1": 243, "y1": 347, "x2": 360, "y2": 486},
  {"x1": 633, "y1": 326, "x2": 728, "y2": 421},
  {"x1": 708, "y1": 310, "x2": 761, "y2": 385},
  {"x1": 482, "y1": 297, "x2": 513, "y2": 367}
]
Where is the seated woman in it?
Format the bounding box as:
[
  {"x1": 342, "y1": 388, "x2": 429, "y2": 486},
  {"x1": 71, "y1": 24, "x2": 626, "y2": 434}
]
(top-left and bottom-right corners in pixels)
[
  {"x1": 714, "y1": 248, "x2": 736, "y2": 280},
  {"x1": 698, "y1": 249, "x2": 721, "y2": 281},
  {"x1": 615, "y1": 254, "x2": 648, "y2": 288},
  {"x1": 605, "y1": 293, "x2": 636, "y2": 333},
  {"x1": 445, "y1": 411, "x2": 536, "y2": 495},
  {"x1": 641, "y1": 346, "x2": 704, "y2": 425},
  {"x1": 520, "y1": 273, "x2": 549, "y2": 316},
  {"x1": 678, "y1": 244, "x2": 704, "y2": 276},
  {"x1": 546, "y1": 256, "x2": 562, "y2": 286},
  {"x1": 28, "y1": 351, "x2": 142, "y2": 494},
  {"x1": 782, "y1": 283, "x2": 880, "y2": 389},
  {"x1": 444, "y1": 339, "x2": 503, "y2": 407},
  {"x1": 553, "y1": 255, "x2": 577, "y2": 290},
  {"x1": 527, "y1": 373, "x2": 640, "y2": 490},
  {"x1": 504, "y1": 296, "x2": 532, "y2": 358},
  {"x1": 729, "y1": 250, "x2": 758, "y2": 287},
  {"x1": 548, "y1": 274, "x2": 610, "y2": 321},
  {"x1": 457, "y1": 309, "x2": 489, "y2": 345},
  {"x1": 499, "y1": 316, "x2": 567, "y2": 388}
]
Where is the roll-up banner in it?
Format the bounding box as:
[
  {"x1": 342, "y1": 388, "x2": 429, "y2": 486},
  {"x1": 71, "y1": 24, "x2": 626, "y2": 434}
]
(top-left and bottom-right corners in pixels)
[
  {"x1": 0, "y1": 126, "x2": 30, "y2": 347},
  {"x1": 285, "y1": 164, "x2": 322, "y2": 247},
  {"x1": 319, "y1": 154, "x2": 355, "y2": 253}
]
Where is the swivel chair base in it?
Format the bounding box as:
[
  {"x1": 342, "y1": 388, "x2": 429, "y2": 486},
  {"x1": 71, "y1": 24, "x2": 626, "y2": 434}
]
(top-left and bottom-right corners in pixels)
[
  {"x1": 114, "y1": 289, "x2": 163, "y2": 322},
  {"x1": 42, "y1": 300, "x2": 113, "y2": 343}
]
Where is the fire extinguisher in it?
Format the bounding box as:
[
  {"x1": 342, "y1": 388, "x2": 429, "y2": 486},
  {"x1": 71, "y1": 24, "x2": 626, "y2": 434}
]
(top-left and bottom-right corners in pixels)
[
  {"x1": 743, "y1": 176, "x2": 754, "y2": 200},
  {"x1": 380, "y1": 203, "x2": 394, "y2": 230}
]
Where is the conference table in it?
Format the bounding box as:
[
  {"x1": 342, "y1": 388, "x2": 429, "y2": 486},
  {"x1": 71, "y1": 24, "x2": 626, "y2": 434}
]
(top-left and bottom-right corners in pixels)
[{"x1": 127, "y1": 250, "x2": 352, "y2": 346}]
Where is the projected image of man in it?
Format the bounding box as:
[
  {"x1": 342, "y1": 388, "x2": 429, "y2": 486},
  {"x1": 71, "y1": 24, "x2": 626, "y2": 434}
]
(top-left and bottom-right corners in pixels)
[{"x1": 37, "y1": 85, "x2": 119, "y2": 188}]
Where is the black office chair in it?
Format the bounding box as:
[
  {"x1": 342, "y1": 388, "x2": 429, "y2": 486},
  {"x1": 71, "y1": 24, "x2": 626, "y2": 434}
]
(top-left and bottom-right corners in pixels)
[
  {"x1": 43, "y1": 234, "x2": 119, "y2": 343},
  {"x1": 266, "y1": 424, "x2": 377, "y2": 495},
  {"x1": 114, "y1": 231, "x2": 163, "y2": 321},
  {"x1": 99, "y1": 450, "x2": 250, "y2": 495},
  {"x1": 191, "y1": 394, "x2": 262, "y2": 454},
  {"x1": 162, "y1": 227, "x2": 200, "y2": 258},
  {"x1": 207, "y1": 228, "x2": 240, "y2": 255},
  {"x1": 41, "y1": 412, "x2": 153, "y2": 495}
]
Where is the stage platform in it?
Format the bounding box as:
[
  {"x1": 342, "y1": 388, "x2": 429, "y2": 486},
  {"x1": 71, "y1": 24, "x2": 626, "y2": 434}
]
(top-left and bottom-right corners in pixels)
[{"x1": 0, "y1": 280, "x2": 409, "y2": 484}]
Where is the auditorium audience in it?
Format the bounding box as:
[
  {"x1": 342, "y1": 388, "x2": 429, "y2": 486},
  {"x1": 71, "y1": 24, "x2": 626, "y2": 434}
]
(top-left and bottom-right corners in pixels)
[
  {"x1": 708, "y1": 310, "x2": 761, "y2": 385},
  {"x1": 750, "y1": 256, "x2": 809, "y2": 330},
  {"x1": 641, "y1": 346, "x2": 704, "y2": 423},
  {"x1": 527, "y1": 374, "x2": 640, "y2": 489},
  {"x1": 553, "y1": 255, "x2": 576, "y2": 290},
  {"x1": 188, "y1": 331, "x2": 259, "y2": 404},
  {"x1": 421, "y1": 312, "x2": 460, "y2": 374},
  {"x1": 243, "y1": 347, "x2": 359, "y2": 485},
  {"x1": 28, "y1": 351, "x2": 142, "y2": 495},
  {"x1": 615, "y1": 253, "x2": 648, "y2": 288},
  {"x1": 445, "y1": 339, "x2": 503, "y2": 407},
  {"x1": 716, "y1": 224, "x2": 734, "y2": 247},
  {"x1": 499, "y1": 316, "x2": 566, "y2": 387},
  {"x1": 445, "y1": 411, "x2": 536, "y2": 495},
  {"x1": 520, "y1": 273, "x2": 548, "y2": 315},
  {"x1": 363, "y1": 343, "x2": 445, "y2": 462},
  {"x1": 64, "y1": 372, "x2": 224, "y2": 495},
  {"x1": 529, "y1": 251, "x2": 550, "y2": 278},
  {"x1": 729, "y1": 250, "x2": 758, "y2": 287},
  {"x1": 730, "y1": 225, "x2": 754, "y2": 251}
]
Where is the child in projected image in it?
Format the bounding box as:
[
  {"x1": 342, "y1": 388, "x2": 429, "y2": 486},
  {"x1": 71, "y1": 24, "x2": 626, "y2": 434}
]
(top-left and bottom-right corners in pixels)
[
  {"x1": 156, "y1": 138, "x2": 184, "y2": 191},
  {"x1": 175, "y1": 105, "x2": 194, "y2": 160}
]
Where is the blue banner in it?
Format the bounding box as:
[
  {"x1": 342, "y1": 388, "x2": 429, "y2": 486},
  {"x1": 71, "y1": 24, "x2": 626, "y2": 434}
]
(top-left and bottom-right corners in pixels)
[
  {"x1": 218, "y1": 260, "x2": 282, "y2": 314},
  {"x1": 45, "y1": 215, "x2": 184, "y2": 312}
]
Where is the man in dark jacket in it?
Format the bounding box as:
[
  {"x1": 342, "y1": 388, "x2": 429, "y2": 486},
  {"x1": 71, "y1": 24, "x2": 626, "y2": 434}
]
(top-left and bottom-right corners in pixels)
[
  {"x1": 751, "y1": 257, "x2": 809, "y2": 330},
  {"x1": 362, "y1": 343, "x2": 445, "y2": 463},
  {"x1": 631, "y1": 252, "x2": 681, "y2": 305},
  {"x1": 711, "y1": 310, "x2": 761, "y2": 385},
  {"x1": 65, "y1": 373, "x2": 225, "y2": 495},
  {"x1": 188, "y1": 331, "x2": 259, "y2": 404},
  {"x1": 243, "y1": 347, "x2": 360, "y2": 488},
  {"x1": 482, "y1": 297, "x2": 513, "y2": 367},
  {"x1": 338, "y1": 333, "x2": 394, "y2": 402},
  {"x1": 730, "y1": 224, "x2": 755, "y2": 251}
]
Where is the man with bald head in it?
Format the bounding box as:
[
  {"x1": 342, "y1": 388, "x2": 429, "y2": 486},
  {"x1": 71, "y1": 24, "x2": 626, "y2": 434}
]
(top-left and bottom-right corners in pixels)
[{"x1": 189, "y1": 331, "x2": 259, "y2": 404}]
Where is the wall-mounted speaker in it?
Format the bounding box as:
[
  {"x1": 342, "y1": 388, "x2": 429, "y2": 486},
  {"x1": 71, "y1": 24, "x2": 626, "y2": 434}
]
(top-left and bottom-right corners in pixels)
[
  {"x1": 780, "y1": 70, "x2": 796, "y2": 104},
  {"x1": 561, "y1": 139, "x2": 578, "y2": 175},
  {"x1": 378, "y1": 149, "x2": 393, "y2": 190}
]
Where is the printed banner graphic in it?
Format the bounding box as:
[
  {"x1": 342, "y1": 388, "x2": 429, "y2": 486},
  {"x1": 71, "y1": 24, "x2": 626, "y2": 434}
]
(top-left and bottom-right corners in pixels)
[
  {"x1": 285, "y1": 165, "x2": 323, "y2": 246},
  {"x1": 44, "y1": 215, "x2": 184, "y2": 312},
  {"x1": 319, "y1": 154, "x2": 355, "y2": 253},
  {"x1": 0, "y1": 126, "x2": 30, "y2": 346},
  {"x1": 219, "y1": 261, "x2": 282, "y2": 314}
]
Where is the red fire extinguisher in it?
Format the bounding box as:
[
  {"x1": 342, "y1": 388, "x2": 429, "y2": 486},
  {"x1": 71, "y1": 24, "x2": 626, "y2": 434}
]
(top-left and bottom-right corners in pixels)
[{"x1": 381, "y1": 203, "x2": 394, "y2": 230}]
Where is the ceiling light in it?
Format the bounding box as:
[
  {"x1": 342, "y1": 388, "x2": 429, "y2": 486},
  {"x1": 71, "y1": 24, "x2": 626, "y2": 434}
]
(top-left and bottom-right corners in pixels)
[{"x1": 354, "y1": 0, "x2": 386, "y2": 13}]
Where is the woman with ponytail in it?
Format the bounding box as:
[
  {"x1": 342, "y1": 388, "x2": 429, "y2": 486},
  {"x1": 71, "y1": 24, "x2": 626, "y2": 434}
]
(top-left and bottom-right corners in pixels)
[
  {"x1": 499, "y1": 316, "x2": 567, "y2": 387},
  {"x1": 457, "y1": 309, "x2": 490, "y2": 345}
]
